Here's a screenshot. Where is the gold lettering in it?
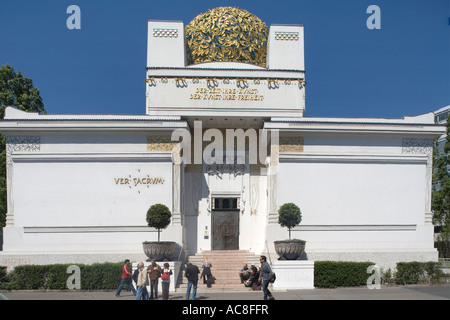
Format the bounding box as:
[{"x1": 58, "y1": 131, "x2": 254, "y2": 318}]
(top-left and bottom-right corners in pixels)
[
  {"x1": 114, "y1": 176, "x2": 165, "y2": 188},
  {"x1": 196, "y1": 88, "x2": 207, "y2": 94},
  {"x1": 191, "y1": 87, "x2": 263, "y2": 102}
]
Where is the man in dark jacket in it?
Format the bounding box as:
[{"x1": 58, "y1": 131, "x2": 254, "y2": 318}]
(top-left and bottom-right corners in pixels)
[
  {"x1": 259, "y1": 256, "x2": 275, "y2": 300},
  {"x1": 185, "y1": 262, "x2": 200, "y2": 300}
]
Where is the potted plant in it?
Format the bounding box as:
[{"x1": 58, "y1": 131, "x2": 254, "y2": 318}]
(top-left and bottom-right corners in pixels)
[
  {"x1": 142, "y1": 203, "x2": 175, "y2": 261},
  {"x1": 274, "y1": 202, "x2": 306, "y2": 260}
]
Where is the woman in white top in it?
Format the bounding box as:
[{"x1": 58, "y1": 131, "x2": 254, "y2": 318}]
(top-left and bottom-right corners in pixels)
[
  {"x1": 161, "y1": 262, "x2": 173, "y2": 300},
  {"x1": 201, "y1": 256, "x2": 213, "y2": 287}
]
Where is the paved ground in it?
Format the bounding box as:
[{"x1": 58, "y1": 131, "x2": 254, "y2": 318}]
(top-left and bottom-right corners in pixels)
[{"x1": 1, "y1": 284, "x2": 449, "y2": 300}]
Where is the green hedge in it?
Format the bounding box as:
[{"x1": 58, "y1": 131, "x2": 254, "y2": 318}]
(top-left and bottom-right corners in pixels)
[
  {"x1": 314, "y1": 261, "x2": 375, "y2": 288},
  {"x1": 1, "y1": 260, "x2": 447, "y2": 290},
  {"x1": 395, "y1": 261, "x2": 446, "y2": 285},
  {"x1": 1, "y1": 262, "x2": 132, "y2": 291},
  {"x1": 0, "y1": 266, "x2": 7, "y2": 285}
]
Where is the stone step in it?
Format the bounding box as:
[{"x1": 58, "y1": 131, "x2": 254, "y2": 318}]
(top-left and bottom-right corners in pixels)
[
  {"x1": 176, "y1": 283, "x2": 261, "y2": 292},
  {"x1": 178, "y1": 250, "x2": 262, "y2": 288}
]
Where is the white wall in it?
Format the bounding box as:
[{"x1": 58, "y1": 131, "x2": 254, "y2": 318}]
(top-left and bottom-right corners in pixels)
[
  {"x1": 13, "y1": 161, "x2": 172, "y2": 228},
  {"x1": 278, "y1": 161, "x2": 426, "y2": 226}
]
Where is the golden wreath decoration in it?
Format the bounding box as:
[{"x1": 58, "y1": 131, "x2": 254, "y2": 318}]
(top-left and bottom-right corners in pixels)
[{"x1": 185, "y1": 7, "x2": 269, "y2": 67}]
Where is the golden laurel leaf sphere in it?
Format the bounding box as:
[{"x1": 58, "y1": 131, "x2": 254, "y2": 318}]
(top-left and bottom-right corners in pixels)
[{"x1": 185, "y1": 7, "x2": 268, "y2": 67}]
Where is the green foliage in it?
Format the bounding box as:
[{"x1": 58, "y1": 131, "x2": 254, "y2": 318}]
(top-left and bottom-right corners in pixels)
[
  {"x1": 278, "y1": 202, "x2": 302, "y2": 240},
  {"x1": 395, "y1": 261, "x2": 446, "y2": 285},
  {"x1": 314, "y1": 261, "x2": 374, "y2": 288},
  {"x1": 80, "y1": 263, "x2": 124, "y2": 290},
  {"x1": 435, "y1": 239, "x2": 450, "y2": 258},
  {"x1": 0, "y1": 266, "x2": 6, "y2": 284},
  {"x1": 0, "y1": 262, "x2": 126, "y2": 290},
  {"x1": 0, "y1": 64, "x2": 45, "y2": 118},
  {"x1": 0, "y1": 64, "x2": 46, "y2": 228},
  {"x1": 1, "y1": 261, "x2": 447, "y2": 290},
  {"x1": 432, "y1": 114, "x2": 450, "y2": 244},
  {"x1": 146, "y1": 203, "x2": 172, "y2": 242}
]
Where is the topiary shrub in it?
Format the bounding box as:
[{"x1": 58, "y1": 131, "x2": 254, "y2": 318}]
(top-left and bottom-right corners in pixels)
[
  {"x1": 278, "y1": 202, "x2": 302, "y2": 240},
  {"x1": 146, "y1": 203, "x2": 172, "y2": 242}
]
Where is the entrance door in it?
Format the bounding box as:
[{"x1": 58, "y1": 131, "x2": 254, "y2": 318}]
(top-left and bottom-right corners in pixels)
[{"x1": 212, "y1": 198, "x2": 239, "y2": 250}]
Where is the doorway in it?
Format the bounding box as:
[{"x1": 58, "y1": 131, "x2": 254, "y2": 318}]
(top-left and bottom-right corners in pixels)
[{"x1": 212, "y1": 198, "x2": 239, "y2": 250}]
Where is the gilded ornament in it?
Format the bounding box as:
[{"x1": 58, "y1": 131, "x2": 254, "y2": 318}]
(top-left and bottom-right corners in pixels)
[{"x1": 185, "y1": 7, "x2": 268, "y2": 67}]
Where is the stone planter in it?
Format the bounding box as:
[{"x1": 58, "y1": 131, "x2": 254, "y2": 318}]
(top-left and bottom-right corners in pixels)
[
  {"x1": 274, "y1": 240, "x2": 306, "y2": 260},
  {"x1": 142, "y1": 241, "x2": 175, "y2": 261}
]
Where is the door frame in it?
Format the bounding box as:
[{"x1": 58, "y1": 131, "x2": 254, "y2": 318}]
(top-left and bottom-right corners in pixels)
[{"x1": 211, "y1": 196, "x2": 240, "y2": 250}]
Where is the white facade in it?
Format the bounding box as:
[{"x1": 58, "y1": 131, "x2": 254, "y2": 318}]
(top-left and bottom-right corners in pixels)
[{"x1": 0, "y1": 14, "x2": 446, "y2": 272}]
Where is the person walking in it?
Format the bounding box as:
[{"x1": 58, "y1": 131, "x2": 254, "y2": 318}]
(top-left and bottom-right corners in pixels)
[
  {"x1": 115, "y1": 259, "x2": 137, "y2": 297},
  {"x1": 161, "y1": 262, "x2": 173, "y2": 300},
  {"x1": 259, "y1": 255, "x2": 275, "y2": 300},
  {"x1": 135, "y1": 262, "x2": 149, "y2": 300},
  {"x1": 201, "y1": 256, "x2": 213, "y2": 288},
  {"x1": 185, "y1": 262, "x2": 200, "y2": 300},
  {"x1": 132, "y1": 264, "x2": 140, "y2": 292},
  {"x1": 147, "y1": 260, "x2": 162, "y2": 299}
]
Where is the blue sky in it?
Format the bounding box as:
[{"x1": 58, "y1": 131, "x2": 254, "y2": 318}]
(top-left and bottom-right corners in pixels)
[{"x1": 0, "y1": 0, "x2": 448, "y2": 118}]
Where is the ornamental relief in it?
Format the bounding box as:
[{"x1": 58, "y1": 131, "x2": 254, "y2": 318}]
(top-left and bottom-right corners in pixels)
[
  {"x1": 274, "y1": 32, "x2": 299, "y2": 41},
  {"x1": 147, "y1": 136, "x2": 177, "y2": 152},
  {"x1": 6, "y1": 136, "x2": 41, "y2": 165},
  {"x1": 402, "y1": 138, "x2": 433, "y2": 167},
  {"x1": 279, "y1": 137, "x2": 304, "y2": 152},
  {"x1": 205, "y1": 163, "x2": 247, "y2": 178},
  {"x1": 145, "y1": 77, "x2": 306, "y2": 90},
  {"x1": 153, "y1": 28, "x2": 178, "y2": 38}
]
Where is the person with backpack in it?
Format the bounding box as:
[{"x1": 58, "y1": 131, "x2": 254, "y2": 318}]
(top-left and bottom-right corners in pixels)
[{"x1": 259, "y1": 255, "x2": 275, "y2": 300}]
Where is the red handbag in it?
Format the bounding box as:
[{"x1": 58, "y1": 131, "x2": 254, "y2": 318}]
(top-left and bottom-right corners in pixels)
[{"x1": 161, "y1": 272, "x2": 170, "y2": 280}]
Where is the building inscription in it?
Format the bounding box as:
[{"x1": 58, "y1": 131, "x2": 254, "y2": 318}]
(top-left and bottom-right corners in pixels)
[
  {"x1": 190, "y1": 87, "x2": 264, "y2": 101},
  {"x1": 114, "y1": 177, "x2": 165, "y2": 187}
]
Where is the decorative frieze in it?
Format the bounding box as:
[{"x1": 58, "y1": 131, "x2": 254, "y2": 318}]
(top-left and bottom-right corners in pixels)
[
  {"x1": 153, "y1": 28, "x2": 178, "y2": 38},
  {"x1": 5, "y1": 136, "x2": 40, "y2": 226},
  {"x1": 146, "y1": 76, "x2": 306, "y2": 89},
  {"x1": 275, "y1": 32, "x2": 299, "y2": 41},
  {"x1": 402, "y1": 138, "x2": 433, "y2": 155},
  {"x1": 402, "y1": 138, "x2": 433, "y2": 167},
  {"x1": 6, "y1": 136, "x2": 40, "y2": 165},
  {"x1": 205, "y1": 163, "x2": 247, "y2": 178},
  {"x1": 279, "y1": 137, "x2": 304, "y2": 153},
  {"x1": 147, "y1": 136, "x2": 177, "y2": 152}
]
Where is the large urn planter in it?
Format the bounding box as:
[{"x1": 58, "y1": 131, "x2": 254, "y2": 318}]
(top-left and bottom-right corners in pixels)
[
  {"x1": 143, "y1": 203, "x2": 174, "y2": 261},
  {"x1": 275, "y1": 203, "x2": 305, "y2": 260},
  {"x1": 142, "y1": 241, "x2": 176, "y2": 261},
  {"x1": 274, "y1": 240, "x2": 306, "y2": 260}
]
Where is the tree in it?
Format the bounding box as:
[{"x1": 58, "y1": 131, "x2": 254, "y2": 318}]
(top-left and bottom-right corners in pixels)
[
  {"x1": 278, "y1": 202, "x2": 302, "y2": 240},
  {"x1": 0, "y1": 64, "x2": 46, "y2": 227},
  {"x1": 146, "y1": 204, "x2": 172, "y2": 242},
  {"x1": 432, "y1": 114, "x2": 450, "y2": 248}
]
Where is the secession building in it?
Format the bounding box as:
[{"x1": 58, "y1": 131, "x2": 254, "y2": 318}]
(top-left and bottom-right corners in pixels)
[{"x1": 0, "y1": 7, "x2": 445, "y2": 271}]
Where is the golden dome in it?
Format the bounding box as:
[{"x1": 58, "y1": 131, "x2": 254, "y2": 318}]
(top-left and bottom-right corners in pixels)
[{"x1": 185, "y1": 7, "x2": 268, "y2": 67}]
